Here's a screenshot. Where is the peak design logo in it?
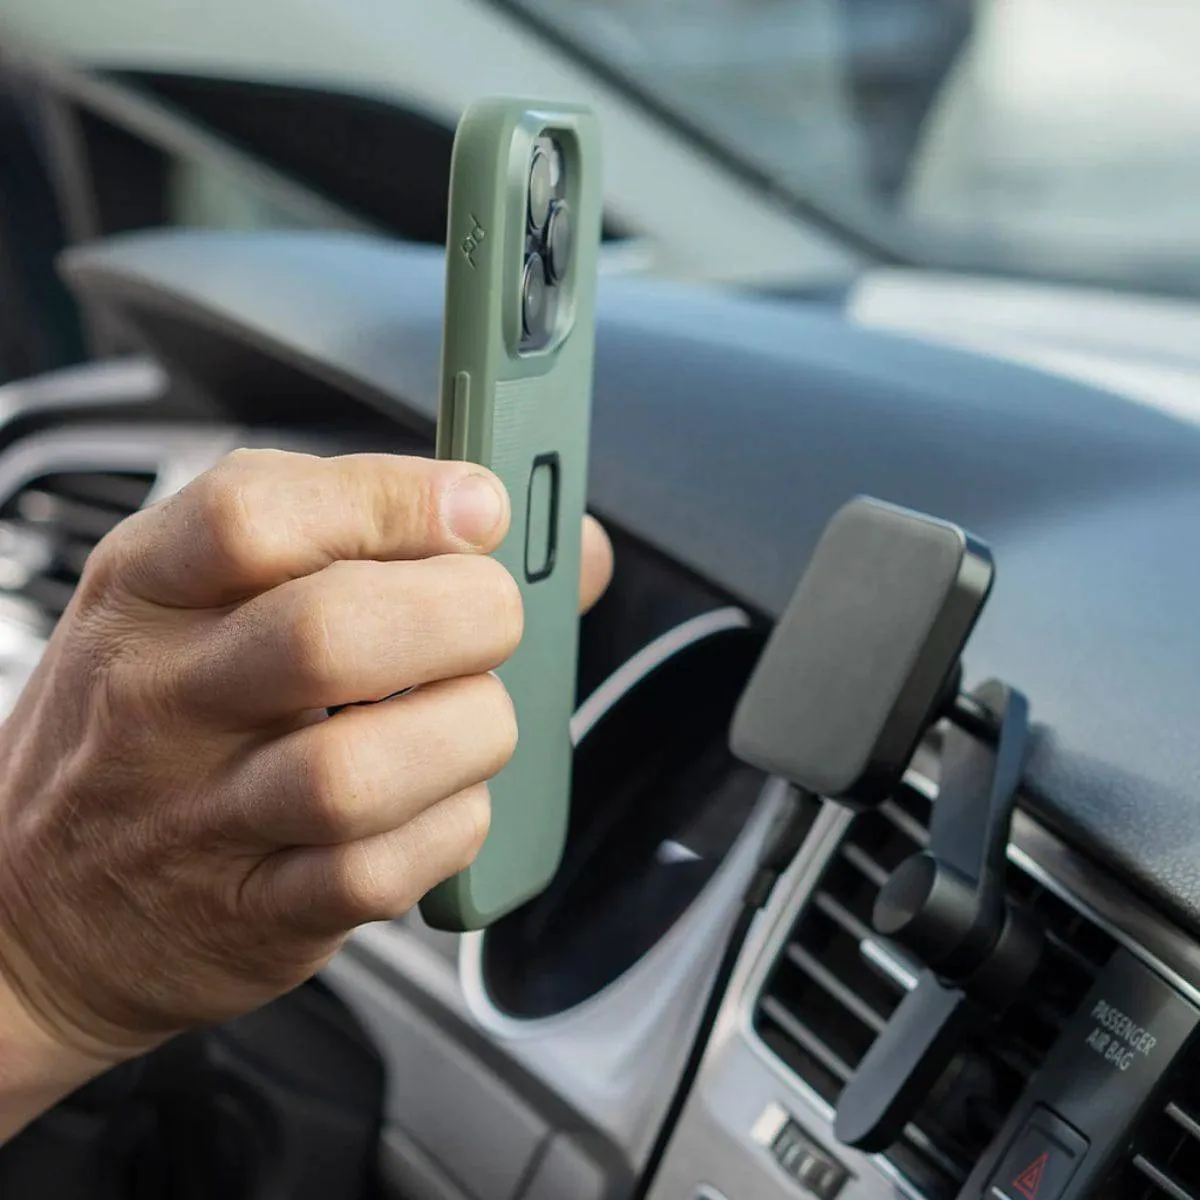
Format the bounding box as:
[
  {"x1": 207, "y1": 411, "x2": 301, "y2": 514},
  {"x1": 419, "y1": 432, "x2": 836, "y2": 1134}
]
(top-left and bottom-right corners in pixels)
[{"x1": 461, "y1": 216, "x2": 486, "y2": 269}]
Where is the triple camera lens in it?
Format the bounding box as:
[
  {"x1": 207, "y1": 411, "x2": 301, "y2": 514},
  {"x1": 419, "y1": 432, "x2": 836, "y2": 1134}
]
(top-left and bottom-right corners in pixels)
[
  {"x1": 521, "y1": 140, "x2": 571, "y2": 345},
  {"x1": 521, "y1": 252, "x2": 548, "y2": 338},
  {"x1": 528, "y1": 149, "x2": 553, "y2": 234}
]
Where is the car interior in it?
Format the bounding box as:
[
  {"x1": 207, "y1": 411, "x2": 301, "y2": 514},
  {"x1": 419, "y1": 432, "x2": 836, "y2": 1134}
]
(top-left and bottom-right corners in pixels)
[{"x1": 1, "y1": 7, "x2": 1200, "y2": 1200}]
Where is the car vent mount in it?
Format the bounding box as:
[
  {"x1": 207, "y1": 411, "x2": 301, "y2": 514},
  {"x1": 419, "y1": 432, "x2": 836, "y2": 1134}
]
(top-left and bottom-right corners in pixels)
[{"x1": 730, "y1": 495, "x2": 1043, "y2": 1154}]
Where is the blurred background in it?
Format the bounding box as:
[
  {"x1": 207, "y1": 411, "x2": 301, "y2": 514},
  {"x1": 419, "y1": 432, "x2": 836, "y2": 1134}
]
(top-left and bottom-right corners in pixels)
[{"x1": 0, "y1": 0, "x2": 1199, "y2": 389}]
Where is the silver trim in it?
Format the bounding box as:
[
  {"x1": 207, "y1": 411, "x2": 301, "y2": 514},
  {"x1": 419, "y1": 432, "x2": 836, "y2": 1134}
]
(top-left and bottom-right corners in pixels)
[
  {"x1": 460, "y1": 605, "x2": 755, "y2": 1036},
  {"x1": 0, "y1": 357, "x2": 165, "y2": 424},
  {"x1": 569, "y1": 606, "x2": 752, "y2": 743},
  {"x1": 0, "y1": 423, "x2": 241, "y2": 502},
  {"x1": 0, "y1": 419, "x2": 244, "y2": 719}
]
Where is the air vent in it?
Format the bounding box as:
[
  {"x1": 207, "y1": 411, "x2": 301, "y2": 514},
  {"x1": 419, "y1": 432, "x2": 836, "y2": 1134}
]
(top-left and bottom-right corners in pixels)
[
  {"x1": 0, "y1": 471, "x2": 156, "y2": 624},
  {"x1": 754, "y1": 778, "x2": 1117, "y2": 1198},
  {"x1": 1108, "y1": 1070, "x2": 1200, "y2": 1199}
]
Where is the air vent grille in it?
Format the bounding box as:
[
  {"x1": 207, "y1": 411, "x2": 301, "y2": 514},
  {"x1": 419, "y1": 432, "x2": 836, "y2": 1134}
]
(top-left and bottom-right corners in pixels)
[
  {"x1": 754, "y1": 779, "x2": 1117, "y2": 1198},
  {"x1": 1108, "y1": 1074, "x2": 1200, "y2": 1199},
  {"x1": 0, "y1": 471, "x2": 156, "y2": 624}
]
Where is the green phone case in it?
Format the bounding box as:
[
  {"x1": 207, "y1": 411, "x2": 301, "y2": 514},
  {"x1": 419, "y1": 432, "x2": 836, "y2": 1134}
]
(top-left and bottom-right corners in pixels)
[{"x1": 419, "y1": 99, "x2": 602, "y2": 931}]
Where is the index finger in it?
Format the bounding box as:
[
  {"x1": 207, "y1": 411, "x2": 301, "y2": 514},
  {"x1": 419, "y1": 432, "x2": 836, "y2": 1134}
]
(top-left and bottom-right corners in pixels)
[{"x1": 105, "y1": 449, "x2": 511, "y2": 608}]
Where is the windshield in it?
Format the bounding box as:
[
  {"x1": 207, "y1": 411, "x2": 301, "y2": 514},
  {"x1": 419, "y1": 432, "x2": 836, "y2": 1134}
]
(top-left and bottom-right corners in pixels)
[{"x1": 500, "y1": 0, "x2": 1200, "y2": 297}]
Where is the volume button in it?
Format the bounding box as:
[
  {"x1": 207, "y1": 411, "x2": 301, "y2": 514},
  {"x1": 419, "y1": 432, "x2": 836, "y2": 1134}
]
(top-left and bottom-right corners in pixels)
[{"x1": 451, "y1": 371, "x2": 471, "y2": 459}]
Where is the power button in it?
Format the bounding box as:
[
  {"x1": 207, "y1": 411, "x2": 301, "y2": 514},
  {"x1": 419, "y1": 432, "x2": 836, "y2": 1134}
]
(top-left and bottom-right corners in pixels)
[{"x1": 987, "y1": 1107, "x2": 1089, "y2": 1200}]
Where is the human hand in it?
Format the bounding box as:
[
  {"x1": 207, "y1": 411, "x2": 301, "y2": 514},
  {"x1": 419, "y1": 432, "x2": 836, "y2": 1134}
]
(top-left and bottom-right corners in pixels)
[{"x1": 0, "y1": 449, "x2": 612, "y2": 1129}]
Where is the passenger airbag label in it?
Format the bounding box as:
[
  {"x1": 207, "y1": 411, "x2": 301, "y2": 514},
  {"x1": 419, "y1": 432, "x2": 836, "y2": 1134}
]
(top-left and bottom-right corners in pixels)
[{"x1": 1084, "y1": 999, "x2": 1158, "y2": 1070}]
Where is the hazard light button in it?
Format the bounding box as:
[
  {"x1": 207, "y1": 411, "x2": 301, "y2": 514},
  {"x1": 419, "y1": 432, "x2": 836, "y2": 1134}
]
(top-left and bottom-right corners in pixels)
[{"x1": 987, "y1": 1107, "x2": 1089, "y2": 1200}]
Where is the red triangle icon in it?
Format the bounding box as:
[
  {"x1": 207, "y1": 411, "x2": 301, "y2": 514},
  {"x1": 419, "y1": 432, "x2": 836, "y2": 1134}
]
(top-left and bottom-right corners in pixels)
[{"x1": 1013, "y1": 1151, "x2": 1049, "y2": 1200}]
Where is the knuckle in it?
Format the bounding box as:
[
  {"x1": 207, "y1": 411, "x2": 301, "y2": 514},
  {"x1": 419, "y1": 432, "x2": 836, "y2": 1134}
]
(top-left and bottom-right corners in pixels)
[
  {"x1": 469, "y1": 557, "x2": 524, "y2": 650},
  {"x1": 331, "y1": 844, "x2": 397, "y2": 924},
  {"x1": 281, "y1": 589, "x2": 341, "y2": 692},
  {"x1": 475, "y1": 674, "x2": 519, "y2": 774},
  {"x1": 194, "y1": 468, "x2": 264, "y2": 572},
  {"x1": 402, "y1": 463, "x2": 442, "y2": 547},
  {"x1": 75, "y1": 506, "x2": 158, "y2": 609},
  {"x1": 220, "y1": 446, "x2": 285, "y2": 476},
  {"x1": 299, "y1": 729, "x2": 368, "y2": 841},
  {"x1": 346, "y1": 454, "x2": 438, "y2": 551},
  {"x1": 451, "y1": 786, "x2": 492, "y2": 871},
  {"x1": 73, "y1": 528, "x2": 124, "y2": 608}
]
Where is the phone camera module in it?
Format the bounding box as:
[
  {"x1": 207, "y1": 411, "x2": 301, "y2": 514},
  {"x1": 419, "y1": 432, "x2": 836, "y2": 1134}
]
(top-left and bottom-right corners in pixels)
[
  {"x1": 528, "y1": 150, "x2": 553, "y2": 233},
  {"x1": 544, "y1": 200, "x2": 572, "y2": 284},
  {"x1": 522, "y1": 252, "x2": 549, "y2": 337}
]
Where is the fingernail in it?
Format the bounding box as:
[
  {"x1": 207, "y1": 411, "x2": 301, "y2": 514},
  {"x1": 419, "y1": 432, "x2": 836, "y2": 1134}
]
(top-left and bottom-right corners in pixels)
[{"x1": 445, "y1": 472, "x2": 507, "y2": 545}]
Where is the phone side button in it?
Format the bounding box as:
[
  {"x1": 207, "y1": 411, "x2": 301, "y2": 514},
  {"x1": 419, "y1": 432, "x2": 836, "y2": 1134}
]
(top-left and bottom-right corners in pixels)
[
  {"x1": 524, "y1": 453, "x2": 560, "y2": 583},
  {"x1": 451, "y1": 371, "x2": 470, "y2": 459}
]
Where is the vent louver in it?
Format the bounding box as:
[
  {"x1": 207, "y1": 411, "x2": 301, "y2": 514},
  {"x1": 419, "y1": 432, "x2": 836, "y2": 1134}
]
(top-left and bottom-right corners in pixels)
[
  {"x1": 0, "y1": 471, "x2": 156, "y2": 624},
  {"x1": 1109, "y1": 1076, "x2": 1200, "y2": 1199},
  {"x1": 754, "y1": 778, "x2": 1116, "y2": 1198}
]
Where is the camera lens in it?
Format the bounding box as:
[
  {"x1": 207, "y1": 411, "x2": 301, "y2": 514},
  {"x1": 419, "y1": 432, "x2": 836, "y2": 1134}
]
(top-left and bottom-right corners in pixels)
[
  {"x1": 528, "y1": 150, "x2": 553, "y2": 232},
  {"x1": 544, "y1": 200, "x2": 571, "y2": 284},
  {"x1": 522, "y1": 252, "x2": 548, "y2": 337}
]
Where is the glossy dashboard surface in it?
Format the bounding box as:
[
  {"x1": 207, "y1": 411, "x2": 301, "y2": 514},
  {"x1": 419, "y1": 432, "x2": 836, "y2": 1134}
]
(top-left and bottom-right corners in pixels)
[{"x1": 61, "y1": 227, "x2": 1200, "y2": 936}]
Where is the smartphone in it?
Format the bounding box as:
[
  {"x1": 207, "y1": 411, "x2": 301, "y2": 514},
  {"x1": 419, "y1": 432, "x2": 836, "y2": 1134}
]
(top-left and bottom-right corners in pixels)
[{"x1": 419, "y1": 98, "x2": 603, "y2": 931}]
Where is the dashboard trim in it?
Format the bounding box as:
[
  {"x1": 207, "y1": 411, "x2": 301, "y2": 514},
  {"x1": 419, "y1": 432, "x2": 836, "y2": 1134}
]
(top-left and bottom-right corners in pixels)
[
  {"x1": 0, "y1": 356, "x2": 166, "y2": 434},
  {"x1": 0, "y1": 419, "x2": 240, "y2": 500},
  {"x1": 0, "y1": 419, "x2": 245, "y2": 720}
]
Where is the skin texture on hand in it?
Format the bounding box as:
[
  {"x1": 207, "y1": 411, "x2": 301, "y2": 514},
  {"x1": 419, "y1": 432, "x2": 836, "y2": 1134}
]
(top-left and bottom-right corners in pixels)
[{"x1": 0, "y1": 449, "x2": 612, "y2": 1139}]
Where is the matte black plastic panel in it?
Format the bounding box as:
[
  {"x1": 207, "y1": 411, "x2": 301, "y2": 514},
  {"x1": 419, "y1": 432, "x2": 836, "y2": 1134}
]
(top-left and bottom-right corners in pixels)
[
  {"x1": 730, "y1": 496, "x2": 991, "y2": 806},
  {"x1": 58, "y1": 229, "x2": 1200, "y2": 932},
  {"x1": 959, "y1": 948, "x2": 1200, "y2": 1199}
]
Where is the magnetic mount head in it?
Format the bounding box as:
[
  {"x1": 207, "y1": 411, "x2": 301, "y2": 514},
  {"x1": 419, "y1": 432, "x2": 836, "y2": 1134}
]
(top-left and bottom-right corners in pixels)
[{"x1": 730, "y1": 496, "x2": 994, "y2": 807}]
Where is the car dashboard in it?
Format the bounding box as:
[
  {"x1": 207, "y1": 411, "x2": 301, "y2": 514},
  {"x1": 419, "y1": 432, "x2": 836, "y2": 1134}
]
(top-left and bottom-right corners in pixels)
[{"x1": 1, "y1": 229, "x2": 1200, "y2": 1200}]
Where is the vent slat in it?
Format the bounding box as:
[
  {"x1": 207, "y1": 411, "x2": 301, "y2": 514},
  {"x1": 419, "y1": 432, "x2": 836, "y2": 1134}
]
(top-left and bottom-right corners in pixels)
[
  {"x1": 812, "y1": 890, "x2": 874, "y2": 943},
  {"x1": 759, "y1": 996, "x2": 854, "y2": 1083},
  {"x1": 878, "y1": 798, "x2": 929, "y2": 848},
  {"x1": 754, "y1": 780, "x2": 1116, "y2": 1197},
  {"x1": 39, "y1": 471, "x2": 156, "y2": 510},
  {"x1": 1133, "y1": 1155, "x2": 1198, "y2": 1200},
  {"x1": 23, "y1": 574, "x2": 78, "y2": 619},
  {"x1": 54, "y1": 537, "x2": 100, "y2": 579},
  {"x1": 1041, "y1": 926, "x2": 1106, "y2": 975},
  {"x1": 1120, "y1": 1086, "x2": 1200, "y2": 1199},
  {"x1": 901, "y1": 1121, "x2": 972, "y2": 1187},
  {"x1": 1167, "y1": 1103, "x2": 1200, "y2": 1143},
  {"x1": 18, "y1": 492, "x2": 128, "y2": 542},
  {"x1": 0, "y1": 471, "x2": 155, "y2": 626},
  {"x1": 785, "y1": 943, "x2": 888, "y2": 1035},
  {"x1": 840, "y1": 842, "x2": 890, "y2": 888},
  {"x1": 984, "y1": 1040, "x2": 1040, "y2": 1081}
]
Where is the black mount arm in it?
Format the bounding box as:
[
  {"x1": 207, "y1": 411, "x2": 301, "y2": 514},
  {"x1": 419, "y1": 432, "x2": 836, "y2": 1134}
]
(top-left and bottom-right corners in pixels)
[{"x1": 833, "y1": 680, "x2": 1043, "y2": 1152}]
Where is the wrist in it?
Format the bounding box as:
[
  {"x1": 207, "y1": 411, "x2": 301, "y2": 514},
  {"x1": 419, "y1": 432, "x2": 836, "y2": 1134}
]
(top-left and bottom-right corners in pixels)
[{"x1": 0, "y1": 974, "x2": 112, "y2": 1144}]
